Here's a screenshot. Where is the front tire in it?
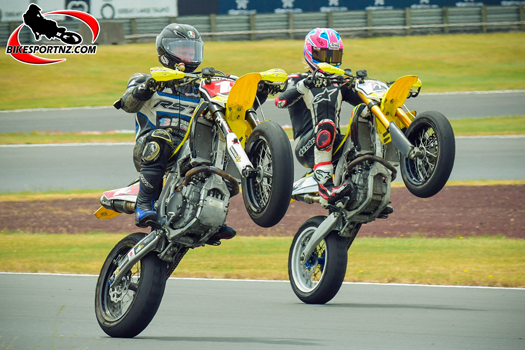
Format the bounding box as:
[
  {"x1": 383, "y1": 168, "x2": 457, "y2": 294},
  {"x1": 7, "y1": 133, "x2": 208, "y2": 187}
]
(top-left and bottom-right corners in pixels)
[
  {"x1": 288, "y1": 216, "x2": 348, "y2": 304},
  {"x1": 401, "y1": 111, "x2": 455, "y2": 198},
  {"x1": 242, "y1": 121, "x2": 293, "y2": 227},
  {"x1": 95, "y1": 233, "x2": 167, "y2": 338}
]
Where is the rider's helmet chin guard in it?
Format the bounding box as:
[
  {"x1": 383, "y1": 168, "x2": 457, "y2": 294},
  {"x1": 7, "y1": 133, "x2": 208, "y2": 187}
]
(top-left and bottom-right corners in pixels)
[
  {"x1": 303, "y1": 28, "x2": 343, "y2": 72},
  {"x1": 156, "y1": 23, "x2": 203, "y2": 73}
]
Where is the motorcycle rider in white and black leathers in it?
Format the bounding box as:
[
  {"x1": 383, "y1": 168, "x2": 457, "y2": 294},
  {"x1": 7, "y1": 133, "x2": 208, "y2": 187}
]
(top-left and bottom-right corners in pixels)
[
  {"x1": 275, "y1": 28, "x2": 364, "y2": 205},
  {"x1": 116, "y1": 23, "x2": 271, "y2": 234},
  {"x1": 116, "y1": 23, "x2": 203, "y2": 229},
  {"x1": 277, "y1": 28, "x2": 393, "y2": 217}
]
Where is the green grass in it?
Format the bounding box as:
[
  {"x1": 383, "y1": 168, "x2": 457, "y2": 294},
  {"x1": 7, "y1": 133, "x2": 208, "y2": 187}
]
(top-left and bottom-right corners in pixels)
[
  {"x1": 449, "y1": 115, "x2": 525, "y2": 136},
  {"x1": 0, "y1": 233, "x2": 522, "y2": 287},
  {"x1": 1, "y1": 32, "x2": 524, "y2": 110},
  {"x1": 1, "y1": 116, "x2": 524, "y2": 144},
  {"x1": 0, "y1": 131, "x2": 135, "y2": 144}
]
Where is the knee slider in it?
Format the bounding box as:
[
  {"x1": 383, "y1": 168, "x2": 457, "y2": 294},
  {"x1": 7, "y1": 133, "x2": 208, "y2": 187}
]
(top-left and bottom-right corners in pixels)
[
  {"x1": 141, "y1": 141, "x2": 161, "y2": 163},
  {"x1": 315, "y1": 119, "x2": 336, "y2": 151}
]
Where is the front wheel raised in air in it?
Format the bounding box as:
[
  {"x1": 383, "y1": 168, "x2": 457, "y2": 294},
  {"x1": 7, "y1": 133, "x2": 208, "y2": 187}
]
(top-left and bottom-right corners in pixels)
[
  {"x1": 288, "y1": 216, "x2": 348, "y2": 304},
  {"x1": 95, "y1": 233, "x2": 167, "y2": 338},
  {"x1": 401, "y1": 111, "x2": 455, "y2": 198},
  {"x1": 242, "y1": 121, "x2": 293, "y2": 228}
]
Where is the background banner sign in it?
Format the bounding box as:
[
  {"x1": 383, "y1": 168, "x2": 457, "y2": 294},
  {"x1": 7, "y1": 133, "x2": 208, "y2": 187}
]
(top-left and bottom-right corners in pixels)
[
  {"x1": 1, "y1": 0, "x2": 510, "y2": 22},
  {"x1": 0, "y1": 0, "x2": 177, "y2": 21},
  {"x1": 1, "y1": 0, "x2": 65, "y2": 22},
  {"x1": 90, "y1": 0, "x2": 177, "y2": 19},
  {"x1": 221, "y1": 0, "x2": 504, "y2": 14}
]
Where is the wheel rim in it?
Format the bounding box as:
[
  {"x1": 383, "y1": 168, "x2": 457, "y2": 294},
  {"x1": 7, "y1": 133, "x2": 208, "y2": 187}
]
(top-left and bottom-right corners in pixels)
[
  {"x1": 99, "y1": 247, "x2": 142, "y2": 322},
  {"x1": 291, "y1": 226, "x2": 327, "y2": 293},
  {"x1": 403, "y1": 122, "x2": 439, "y2": 185},
  {"x1": 245, "y1": 137, "x2": 273, "y2": 213}
]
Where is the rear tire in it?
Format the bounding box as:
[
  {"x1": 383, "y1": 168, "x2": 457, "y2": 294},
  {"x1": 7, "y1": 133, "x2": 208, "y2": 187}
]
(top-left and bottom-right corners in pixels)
[
  {"x1": 242, "y1": 121, "x2": 293, "y2": 227},
  {"x1": 95, "y1": 233, "x2": 167, "y2": 338},
  {"x1": 288, "y1": 216, "x2": 348, "y2": 304},
  {"x1": 401, "y1": 111, "x2": 455, "y2": 198}
]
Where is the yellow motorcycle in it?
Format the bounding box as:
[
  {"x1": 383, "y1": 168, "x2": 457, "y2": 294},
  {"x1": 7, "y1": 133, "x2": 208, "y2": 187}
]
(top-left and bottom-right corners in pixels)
[
  {"x1": 94, "y1": 66, "x2": 293, "y2": 338},
  {"x1": 288, "y1": 63, "x2": 455, "y2": 304}
]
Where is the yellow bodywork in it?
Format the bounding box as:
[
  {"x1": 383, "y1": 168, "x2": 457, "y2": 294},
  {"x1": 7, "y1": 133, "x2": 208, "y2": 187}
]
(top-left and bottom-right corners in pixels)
[
  {"x1": 377, "y1": 75, "x2": 419, "y2": 143},
  {"x1": 225, "y1": 69, "x2": 287, "y2": 146},
  {"x1": 316, "y1": 63, "x2": 345, "y2": 76},
  {"x1": 150, "y1": 67, "x2": 185, "y2": 81},
  {"x1": 94, "y1": 206, "x2": 121, "y2": 219},
  {"x1": 380, "y1": 75, "x2": 418, "y2": 120}
]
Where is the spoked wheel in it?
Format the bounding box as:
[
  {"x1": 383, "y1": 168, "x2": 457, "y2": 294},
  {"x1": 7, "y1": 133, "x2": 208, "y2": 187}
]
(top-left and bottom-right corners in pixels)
[
  {"x1": 242, "y1": 121, "x2": 293, "y2": 227},
  {"x1": 401, "y1": 111, "x2": 455, "y2": 198},
  {"x1": 288, "y1": 216, "x2": 348, "y2": 304},
  {"x1": 95, "y1": 233, "x2": 167, "y2": 338}
]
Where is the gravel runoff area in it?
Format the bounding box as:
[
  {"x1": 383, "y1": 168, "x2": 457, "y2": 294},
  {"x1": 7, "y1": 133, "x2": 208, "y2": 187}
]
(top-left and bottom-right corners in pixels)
[{"x1": 1, "y1": 185, "x2": 523, "y2": 239}]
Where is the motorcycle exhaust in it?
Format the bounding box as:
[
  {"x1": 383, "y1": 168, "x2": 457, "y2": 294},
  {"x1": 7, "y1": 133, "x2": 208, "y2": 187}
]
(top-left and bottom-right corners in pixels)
[
  {"x1": 99, "y1": 196, "x2": 136, "y2": 214},
  {"x1": 291, "y1": 194, "x2": 320, "y2": 204}
]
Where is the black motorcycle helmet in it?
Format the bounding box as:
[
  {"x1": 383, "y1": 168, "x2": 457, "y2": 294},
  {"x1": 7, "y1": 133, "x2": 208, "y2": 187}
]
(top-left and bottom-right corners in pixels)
[{"x1": 156, "y1": 23, "x2": 203, "y2": 72}]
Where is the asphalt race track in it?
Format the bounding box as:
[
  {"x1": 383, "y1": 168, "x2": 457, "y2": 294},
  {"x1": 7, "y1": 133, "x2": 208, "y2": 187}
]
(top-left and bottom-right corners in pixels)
[
  {"x1": 1, "y1": 136, "x2": 525, "y2": 192},
  {"x1": 1, "y1": 273, "x2": 524, "y2": 350},
  {"x1": 1, "y1": 91, "x2": 525, "y2": 133}
]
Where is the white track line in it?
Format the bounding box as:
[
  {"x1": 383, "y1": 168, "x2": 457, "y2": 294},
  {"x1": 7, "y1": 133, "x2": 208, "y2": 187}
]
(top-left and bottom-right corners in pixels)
[{"x1": 0, "y1": 272, "x2": 522, "y2": 290}]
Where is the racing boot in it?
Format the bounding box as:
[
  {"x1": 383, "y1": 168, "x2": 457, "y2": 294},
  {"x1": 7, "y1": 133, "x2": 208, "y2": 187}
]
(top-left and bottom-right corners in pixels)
[
  {"x1": 206, "y1": 226, "x2": 237, "y2": 245},
  {"x1": 135, "y1": 171, "x2": 163, "y2": 228},
  {"x1": 378, "y1": 205, "x2": 394, "y2": 219},
  {"x1": 313, "y1": 119, "x2": 355, "y2": 205}
]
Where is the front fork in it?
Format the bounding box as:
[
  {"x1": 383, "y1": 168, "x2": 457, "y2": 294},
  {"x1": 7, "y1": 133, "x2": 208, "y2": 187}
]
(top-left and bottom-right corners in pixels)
[
  {"x1": 207, "y1": 103, "x2": 258, "y2": 178},
  {"x1": 109, "y1": 231, "x2": 162, "y2": 287},
  {"x1": 358, "y1": 92, "x2": 423, "y2": 160}
]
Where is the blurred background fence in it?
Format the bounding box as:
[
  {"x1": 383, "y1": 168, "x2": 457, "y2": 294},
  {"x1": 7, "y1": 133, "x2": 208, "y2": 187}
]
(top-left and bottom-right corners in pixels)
[{"x1": 1, "y1": 5, "x2": 524, "y2": 45}]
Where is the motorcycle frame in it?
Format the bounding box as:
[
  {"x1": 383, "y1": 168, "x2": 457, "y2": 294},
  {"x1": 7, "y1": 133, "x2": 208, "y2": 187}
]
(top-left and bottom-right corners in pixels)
[
  {"x1": 296, "y1": 64, "x2": 423, "y2": 260},
  {"x1": 109, "y1": 67, "x2": 287, "y2": 285},
  {"x1": 318, "y1": 63, "x2": 423, "y2": 160}
]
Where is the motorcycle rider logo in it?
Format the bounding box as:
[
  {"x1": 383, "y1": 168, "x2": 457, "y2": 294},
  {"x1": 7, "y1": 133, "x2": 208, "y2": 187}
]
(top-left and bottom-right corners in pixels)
[
  {"x1": 6, "y1": 3, "x2": 99, "y2": 65},
  {"x1": 23, "y1": 4, "x2": 82, "y2": 45}
]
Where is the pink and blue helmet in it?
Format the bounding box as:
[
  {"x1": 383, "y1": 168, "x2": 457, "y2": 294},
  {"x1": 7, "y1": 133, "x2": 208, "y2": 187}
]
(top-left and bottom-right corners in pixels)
[{"x1": 303, "y1": 28, "x2": 344, "y2": 71}]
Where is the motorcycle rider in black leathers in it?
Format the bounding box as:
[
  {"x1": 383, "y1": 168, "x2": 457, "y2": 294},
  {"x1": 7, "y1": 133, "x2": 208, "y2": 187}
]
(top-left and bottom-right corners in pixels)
[{"x1": 275, "y1": 28, "x2": 362, "y2": 205}]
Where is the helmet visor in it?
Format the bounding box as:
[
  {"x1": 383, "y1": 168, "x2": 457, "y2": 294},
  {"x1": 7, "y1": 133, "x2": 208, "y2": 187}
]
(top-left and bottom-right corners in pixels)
[
  {"x1": 312, "y1": 48, "x2": 343, "y2": 65},
  {"x1": 162, "y1": 38, "x2": 203, "y2": 63}
]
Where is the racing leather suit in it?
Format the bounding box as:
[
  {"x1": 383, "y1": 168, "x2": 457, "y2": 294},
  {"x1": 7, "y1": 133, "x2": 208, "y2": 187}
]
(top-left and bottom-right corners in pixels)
[
  {"x1": 117, "y1": 72, "x2": 200, "y2": 226},
  {"x1": 275, "y1": 72, "x2": 362, "y2": 203}
]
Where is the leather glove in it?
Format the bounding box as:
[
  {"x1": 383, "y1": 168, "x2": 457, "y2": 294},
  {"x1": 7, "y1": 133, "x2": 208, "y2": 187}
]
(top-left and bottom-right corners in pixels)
[
  {"x1": 297, "y1": 75, "x2": 324, "y2": 94},
  {"x1": 267, "y1": 84, "x2": 282, "y2": 95},
  {"x1": 356, "y1": 70, "x2": 368, "y2": 78},
  {"x1": 132, "y1": 75, "x2": 157, "y2": 101},
  {"x1": 303, "y1": 75, "x2": 323, "y2": 89},
  {"x1": 132, "y1": 83, "x2": 155, "y2": 101}
]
